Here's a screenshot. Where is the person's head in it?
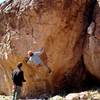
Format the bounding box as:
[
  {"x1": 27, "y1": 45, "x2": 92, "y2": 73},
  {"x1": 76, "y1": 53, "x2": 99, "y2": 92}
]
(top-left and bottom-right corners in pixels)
[
  {"x1": 17, "y1": 62, "x2": 22, "y2": 69},
  {"x1": 27, "y1": 50, "x2": 33, "y2": 56}
]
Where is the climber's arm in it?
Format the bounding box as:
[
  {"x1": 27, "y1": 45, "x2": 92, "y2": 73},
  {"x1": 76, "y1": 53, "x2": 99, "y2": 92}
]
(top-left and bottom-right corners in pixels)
[{"x1": 34, "y1": 48, "x2": 44, "y2": 55}]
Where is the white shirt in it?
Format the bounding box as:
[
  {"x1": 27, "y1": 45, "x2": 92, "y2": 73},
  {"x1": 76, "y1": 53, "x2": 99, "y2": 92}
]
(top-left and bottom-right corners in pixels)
[{"x1": 28, "y1": 48, "x2": 44, "y2": 65}]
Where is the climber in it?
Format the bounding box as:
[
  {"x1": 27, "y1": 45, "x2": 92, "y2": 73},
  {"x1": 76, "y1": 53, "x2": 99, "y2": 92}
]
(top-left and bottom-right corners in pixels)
[
  {"x1": 27, "y1": 48, "x2": 52, "y2": 73},
  {"x1": 12, "y1": 62, "x2": 26, "y2": 100}
]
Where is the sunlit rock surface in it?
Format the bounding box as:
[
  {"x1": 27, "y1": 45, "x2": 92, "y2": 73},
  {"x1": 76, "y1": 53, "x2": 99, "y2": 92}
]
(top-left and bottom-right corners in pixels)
[{"x1": 0, "y1": 0, "x2": 98, "y2": 97}]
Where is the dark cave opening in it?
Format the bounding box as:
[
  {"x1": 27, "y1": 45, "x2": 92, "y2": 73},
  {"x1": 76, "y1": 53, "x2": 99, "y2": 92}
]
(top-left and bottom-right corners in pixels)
[{"x1": 84, "y1": 0, "x2": 97, "y2": 25}]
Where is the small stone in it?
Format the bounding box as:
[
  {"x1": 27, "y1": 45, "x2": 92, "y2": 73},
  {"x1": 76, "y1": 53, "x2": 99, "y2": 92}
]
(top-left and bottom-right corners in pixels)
[
  {"x1": 79, "y1": 91, "x2": 89, "y2": 99},
  {"x1": 50, "y1": 95, "x2": 63, "y2": 100},
  {"x1": 65, "y1": 93, "x2": 79, "y2": 100},
  {"x1": 92, "y1": 96, "x2": 100, "y2": 100}
]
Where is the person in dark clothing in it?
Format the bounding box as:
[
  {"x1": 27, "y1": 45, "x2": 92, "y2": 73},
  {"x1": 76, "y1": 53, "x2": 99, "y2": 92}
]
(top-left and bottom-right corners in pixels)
[{"x1": 12, "y1": 62, "x2": 26, "y2": 100}]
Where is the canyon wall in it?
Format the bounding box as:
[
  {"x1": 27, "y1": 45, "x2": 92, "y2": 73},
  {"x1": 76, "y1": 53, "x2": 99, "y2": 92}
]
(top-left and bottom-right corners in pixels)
[
  {"x1": 0, "y1": 0, "x2": 99, "y2": 97},
  {"x1": 84, "y1": 0, "x2": 100, "y2": 80}
]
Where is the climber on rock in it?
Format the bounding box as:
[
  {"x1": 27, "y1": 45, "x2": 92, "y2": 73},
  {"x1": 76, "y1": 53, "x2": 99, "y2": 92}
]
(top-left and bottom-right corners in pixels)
[
  {"x1": 26, "y1": 48, "x2": 52, "y2": 73},
  {"x1": 12, "y1": 62, "x2": 26, "y2": 100}
]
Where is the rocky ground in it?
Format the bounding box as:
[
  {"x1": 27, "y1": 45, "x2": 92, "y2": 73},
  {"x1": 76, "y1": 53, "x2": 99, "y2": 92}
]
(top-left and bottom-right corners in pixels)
[
  {"x1": 0, "y1": 88, "x2": 100, "y2": 100},
  {"x1": 50, "y1": 90, "x2": 100, "y2": 100}
]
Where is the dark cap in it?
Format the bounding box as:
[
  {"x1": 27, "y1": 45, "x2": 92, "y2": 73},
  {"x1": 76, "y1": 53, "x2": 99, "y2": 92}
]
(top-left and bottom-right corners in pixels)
[{"x1": 17, "y1": 62, "x2": 22, "y2": 68}]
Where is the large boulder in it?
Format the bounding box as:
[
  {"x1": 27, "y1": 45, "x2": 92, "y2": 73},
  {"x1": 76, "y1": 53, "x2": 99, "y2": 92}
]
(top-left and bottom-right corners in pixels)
[
  {"x1": 0, "y1": 0, "x2": 97, "y2": 97},
  {"x1": 83, "y1": 1, "x2": 100, "y2": 80}
]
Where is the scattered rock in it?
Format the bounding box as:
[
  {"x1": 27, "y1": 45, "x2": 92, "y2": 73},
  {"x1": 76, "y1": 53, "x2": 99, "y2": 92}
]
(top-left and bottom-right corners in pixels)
[
  {"x1": 50, "y1": 95, "x2": 63, "y2": 100},
  {"x1": 79, "y1": 91, "x2": 89, "y2": 99},
  {"x1": 65, "y1": 93, "x2": 79, "y2": 100},
  {"x1": 92, "y1": 96, "x2": 100, "y2": 100}
]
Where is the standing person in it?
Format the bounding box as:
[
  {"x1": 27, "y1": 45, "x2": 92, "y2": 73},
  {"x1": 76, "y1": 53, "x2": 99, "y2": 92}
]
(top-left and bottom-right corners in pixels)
[
  {"x1": 12, "y1": 62, "x2": 26, "y2": 100},
  {"x1": 27, "y1": 48, "x2": 52, "y2": 73}
]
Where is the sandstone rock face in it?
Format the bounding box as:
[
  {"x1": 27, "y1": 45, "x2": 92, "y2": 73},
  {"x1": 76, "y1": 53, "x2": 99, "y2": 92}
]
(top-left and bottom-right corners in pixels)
[
  {"x1": 83, "y1": 1, "x2": 100, "y2": 80},
  {"x1": 0, "y1": 0, "x2": 97, "y2": 97}
]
